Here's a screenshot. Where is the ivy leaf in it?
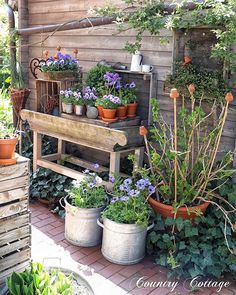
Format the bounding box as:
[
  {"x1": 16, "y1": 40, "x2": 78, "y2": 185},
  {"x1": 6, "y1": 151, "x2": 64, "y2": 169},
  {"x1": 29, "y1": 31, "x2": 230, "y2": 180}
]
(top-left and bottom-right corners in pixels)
[
  {"x1": 176, "y1": 218, "x2": 184, "y2": 232},
  {"x1": 185, "y1": 226, "x2": 198, "y2": 237}
]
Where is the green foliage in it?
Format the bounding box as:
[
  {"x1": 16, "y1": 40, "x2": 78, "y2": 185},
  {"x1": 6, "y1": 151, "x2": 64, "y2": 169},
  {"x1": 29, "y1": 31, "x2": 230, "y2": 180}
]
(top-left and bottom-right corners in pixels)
[
  {"x1": 85, "y1": 64, "x2": 112, "y2": 94},
  {"x1": 166, "y1": 62, "x2": 228, "y2": 103},
  {"x1": 31, "y1": 168, "x2": 72, "y2": 202},
  {"x1": 68, "y1": 171, "x2": 107, "y2": 208},
  {"x1": 102, "y1": 177, "x2": 152, "y2": 228},
  {"x1": 10, "y1": 61, "x2": 25, "y2": 90},
  {"x1": 147, "y1": 206, "x2": 236, "y2": 279},
  {"x1": 6, "y1": 262, "x2": 73, "y2": 295},
  {"x1": 0, "y1": 97, "x2": 14, "y2": 138},
  {"x1": 96, "y1": 0, "x2": 236, "y2": 71}
]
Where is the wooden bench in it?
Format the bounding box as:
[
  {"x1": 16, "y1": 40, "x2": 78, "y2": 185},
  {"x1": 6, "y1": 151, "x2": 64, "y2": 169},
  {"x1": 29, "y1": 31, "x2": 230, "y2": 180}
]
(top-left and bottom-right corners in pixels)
[{"x1": 21, "y1": 110, "x2": 144, "y2": 181}]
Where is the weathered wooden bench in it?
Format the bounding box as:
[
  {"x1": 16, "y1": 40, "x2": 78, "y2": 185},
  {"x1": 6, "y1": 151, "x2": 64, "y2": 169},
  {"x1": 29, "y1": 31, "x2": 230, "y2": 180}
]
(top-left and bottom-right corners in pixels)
[{"x1": 21, "y1": 110, "x2": 144, "y2": 180}]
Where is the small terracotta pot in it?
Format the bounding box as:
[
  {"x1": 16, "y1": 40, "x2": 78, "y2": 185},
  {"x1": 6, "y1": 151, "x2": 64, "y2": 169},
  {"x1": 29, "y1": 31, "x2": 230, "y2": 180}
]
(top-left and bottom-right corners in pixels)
[
  {"x1": 0, "y1": 137, "x2": 18, "y2": 166},
  {"x1": 117, "y1": 106, "x2": 127, "y2": 119},
  {"x1": 127, "y1": 102, "x2": 138, "y2": 118},
  {"x1": 148, "y1": 197, "x2": 210, "y2": 220},
  {"x1": 97, "y1": 106, "x2": 104, "y2": 119},
  {"x1": 103, "y1": 108, "x2": 117, "y2": 120}
]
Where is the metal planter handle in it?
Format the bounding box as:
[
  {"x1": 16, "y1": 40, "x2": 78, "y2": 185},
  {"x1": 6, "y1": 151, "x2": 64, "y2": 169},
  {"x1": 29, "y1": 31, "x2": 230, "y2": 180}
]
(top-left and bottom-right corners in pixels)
[
  {"x1": 59, "y1": 197, "x2": 66, "y2": 209},
  {"x1": 147, "y1": 222, "x2": 154, "y2": 231},
  {"x1": 97, "y1": 218, "x2": 104, "y2": 229}
]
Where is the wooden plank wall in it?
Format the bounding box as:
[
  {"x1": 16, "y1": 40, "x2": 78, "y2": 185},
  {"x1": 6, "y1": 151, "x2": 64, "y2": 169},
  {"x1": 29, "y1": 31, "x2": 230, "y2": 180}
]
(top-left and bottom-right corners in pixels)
[{"x1": 20, "y1": 0, "x2": 236, "y2": 153}]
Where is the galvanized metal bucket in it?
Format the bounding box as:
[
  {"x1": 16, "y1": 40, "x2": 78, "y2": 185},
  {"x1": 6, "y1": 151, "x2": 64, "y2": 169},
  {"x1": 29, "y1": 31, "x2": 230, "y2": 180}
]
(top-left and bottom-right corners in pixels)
[
  {"x1": 97, "y1": 218, "x2": 154, "y2": 265},
  {"x1": 60, "y1": 196, "x2": 105, "y2": 247}
]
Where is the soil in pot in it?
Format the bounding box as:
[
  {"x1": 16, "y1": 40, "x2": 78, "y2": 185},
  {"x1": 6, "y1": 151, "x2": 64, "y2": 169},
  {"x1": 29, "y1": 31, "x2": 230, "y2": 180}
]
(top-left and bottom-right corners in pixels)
[
  {"x1": 117, "y1": 106, "x2": 127, "y2": 120},
  {"x1": 127, "y1": 102, "x2": 138, "y2": 118},
  {"x1": 102, "y1": 108, "x2": 118, "y2": 122},
  {"x1": 148, "y1": 196, "x2": 210, "y2": 220},
  {"x1": 0, "y1": 138, "x2": 18, "y2": 166}
]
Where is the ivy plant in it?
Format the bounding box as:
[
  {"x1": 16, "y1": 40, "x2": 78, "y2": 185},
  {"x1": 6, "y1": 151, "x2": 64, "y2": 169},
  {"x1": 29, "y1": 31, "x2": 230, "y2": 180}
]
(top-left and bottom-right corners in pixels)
[{"x1": 147, "y1": 206, "x2": 236, "y2": 279}]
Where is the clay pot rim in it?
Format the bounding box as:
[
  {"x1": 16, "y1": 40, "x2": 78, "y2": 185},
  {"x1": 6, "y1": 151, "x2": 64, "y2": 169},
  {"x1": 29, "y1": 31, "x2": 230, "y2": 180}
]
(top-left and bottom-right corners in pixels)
[
  {"x1": 148, "y1": 196, "x2": 210, "y2": 212},
  {"x1": 0, "y1": 137, "x2": 18, "y2": 144},
  {"x1": 127, "y1": 102, "x2": 138, "y2": 106}
]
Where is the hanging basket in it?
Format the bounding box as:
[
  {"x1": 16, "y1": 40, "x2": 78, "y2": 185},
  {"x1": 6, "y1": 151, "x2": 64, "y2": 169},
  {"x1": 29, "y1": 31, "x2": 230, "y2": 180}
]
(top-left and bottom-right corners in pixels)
[{"x1": 41, "y1": 71, "x2": 77, "y2": 80}]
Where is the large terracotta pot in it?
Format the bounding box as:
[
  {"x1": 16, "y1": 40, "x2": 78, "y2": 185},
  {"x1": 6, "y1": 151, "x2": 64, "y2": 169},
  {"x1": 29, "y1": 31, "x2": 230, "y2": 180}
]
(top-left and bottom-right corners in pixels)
[
  {"x1": 127, "y1": 102, "x2": 138, "y2": 118},
  {"x1": 102, "y1": 108, "x2": 117, "y2": 122},
  {"x1": 117, "y1": 106, "x2": 127, "y2": 120},
  {"x1": 148, "y1": 197, "x2": 210, "y2": 220},
  {"x1": 0, "y1": 137, "x2": 18, "y2": 166},
  {"x1": 97, "y1": 106, "x2": 104, "y2": 119}
]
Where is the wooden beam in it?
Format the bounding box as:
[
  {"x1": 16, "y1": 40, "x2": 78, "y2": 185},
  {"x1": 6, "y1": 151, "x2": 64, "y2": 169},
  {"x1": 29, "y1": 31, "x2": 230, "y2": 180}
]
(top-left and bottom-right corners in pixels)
[
  {"x1": 37, "y1": 159, "x2": 85, "y2": 180},
  {"x1": 42, "y1": 153, "x2": 61, "y2": 161}
]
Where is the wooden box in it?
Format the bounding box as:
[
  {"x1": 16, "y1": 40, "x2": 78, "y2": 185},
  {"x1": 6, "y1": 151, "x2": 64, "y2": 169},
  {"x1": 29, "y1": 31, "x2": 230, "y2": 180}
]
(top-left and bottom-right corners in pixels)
[
  {"x1": 36, "y1": 78, "x2": 81, "y2": 114},
  {"x1": 0, "y1": 156, "x2": 31, "y2": 285}
]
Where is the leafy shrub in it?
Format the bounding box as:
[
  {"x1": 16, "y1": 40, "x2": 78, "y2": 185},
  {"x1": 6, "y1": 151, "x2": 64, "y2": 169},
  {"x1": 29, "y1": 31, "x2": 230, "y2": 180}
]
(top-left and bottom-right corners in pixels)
[
  {"x1": 85, "y1": 64, "x2": 111, "y2": 92},
  {"x1": 6, "y1": 262, "x2": 72, "y2": 295},
  {"x1": 147, "y1": 206, "x2": 236, "y2": 279}
]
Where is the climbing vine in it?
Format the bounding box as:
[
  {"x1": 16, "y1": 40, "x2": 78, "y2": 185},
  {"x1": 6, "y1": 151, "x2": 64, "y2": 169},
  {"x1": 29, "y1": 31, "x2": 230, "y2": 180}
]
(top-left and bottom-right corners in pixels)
[{"x1": 95, "y1": 0, "x2": 236, "y2": 71}]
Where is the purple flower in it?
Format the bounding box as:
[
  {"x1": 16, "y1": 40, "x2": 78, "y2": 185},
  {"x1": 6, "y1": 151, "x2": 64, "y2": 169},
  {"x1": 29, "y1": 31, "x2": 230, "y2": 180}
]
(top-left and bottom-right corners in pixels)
[
  {"x1": 110, "y1": 197, "x2": 120, "y2": 204},
  {"x1": 148, "y1": 185, "x2": 155, "y2": 194},
  {"x1": 120, "y1": 196, "x2": 129, "y2": 202},
  {"x1": 87, "y1": 182, "x2": 95, "y2": 189},
  {"x1": 143, "y1": 178, "x2": 151, "y2": 187},
  {"x1": 136, "y1": 179, "x2": 146, "y2": 190},
  {"x1": 83, "y1": 169, "x2": 90, "y2": 174},
  {"x1": 119, "y1": 184, "x2": 125, "y2": 191},
  {"x1": 129, "y1": 82, "x2": 136, "y2": 88},
  {"x1": 124, "y1": 178, "x2": 132, "y2": 186},
  {"x1": 109, "y1": 176, "x2": 115, "y2": 184},
  {"x1": 129, "y1": 189, "x2": 140, "y2": 197},
  {"x1": 82, "y1": 189, "x2": 87, "y2": 194},
  {"x1": 92, "y1": 163, "x2": 100, "y2": 169},
  {"x1": 60, "y1": 90, "x2": 64, "y2": 95}
]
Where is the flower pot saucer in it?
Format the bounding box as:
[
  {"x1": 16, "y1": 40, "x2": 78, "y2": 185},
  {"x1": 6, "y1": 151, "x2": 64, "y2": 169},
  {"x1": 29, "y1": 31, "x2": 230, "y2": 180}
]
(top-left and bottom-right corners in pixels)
[
  {"x1": 102, "y1": 117, "x2": 118, "y2": 123},
  {"x1": 0, "y1": 154, "x2": 18, "y2": 166},
  {"x1": 127, "y1": 115, "x2": 136, "y2": 118},
  {"x1": 118, "y1": 116, "x2": 127, "y2": 120}
]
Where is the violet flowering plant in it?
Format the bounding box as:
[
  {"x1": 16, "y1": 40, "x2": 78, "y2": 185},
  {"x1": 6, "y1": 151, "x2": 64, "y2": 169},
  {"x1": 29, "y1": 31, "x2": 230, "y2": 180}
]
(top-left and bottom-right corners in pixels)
[
  {"x1": 60, "y1": 89, "x2": 74, "y2": 104},
  {"x1": 68, "y1": 165, "x2": 107, "y2": 208},
  {"x1": 121, "y1": 81, "x2": 138, "y2": 104},
  {"x1": 83, "y1": 86, "x2": 98, "y2": 106},
  {"x1": 97, "y1": 94, "x2": 121, "y2": 109},
  {"x1": 41, "y1": 52, "x2": 78, "y2": 72},
  {"x1": 102, "y1": 176, "x2": 154, "y2": 228}
]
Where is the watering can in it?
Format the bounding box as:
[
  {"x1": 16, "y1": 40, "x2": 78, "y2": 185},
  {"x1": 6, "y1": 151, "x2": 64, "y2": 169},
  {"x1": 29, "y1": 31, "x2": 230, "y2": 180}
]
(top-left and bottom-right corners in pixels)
[{"x1": 130, "y1": 51, "x2": 143, "y2": 72}]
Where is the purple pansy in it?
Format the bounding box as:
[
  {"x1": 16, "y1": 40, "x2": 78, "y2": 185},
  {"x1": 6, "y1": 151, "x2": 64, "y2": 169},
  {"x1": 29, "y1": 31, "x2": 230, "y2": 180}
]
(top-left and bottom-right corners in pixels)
[
  {"x1": 92, "y1": 163, "x2": 100, "y2": 169},
  {"x1": 109, "y1": 176, "x2": 115, "y2": 184},
  {"x1": 148, "y1": 185, "x2": 155, "y2": 194}
]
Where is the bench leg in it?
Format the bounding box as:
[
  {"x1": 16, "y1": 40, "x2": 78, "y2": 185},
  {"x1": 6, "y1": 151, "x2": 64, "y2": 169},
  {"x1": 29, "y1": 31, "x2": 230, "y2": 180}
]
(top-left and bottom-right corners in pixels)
[
  {"x1": 58, "y1": 139, "x2": 65, "y2": 154},
  {"x1": 33, "y1": 131, "x2": 42, "y2": 172},
  {"x1": 109, "y1": 152, "x2": 121, "y2": 177},
  {"x1": 133, "y1": 147, "x2": 144, "y2": 172}
]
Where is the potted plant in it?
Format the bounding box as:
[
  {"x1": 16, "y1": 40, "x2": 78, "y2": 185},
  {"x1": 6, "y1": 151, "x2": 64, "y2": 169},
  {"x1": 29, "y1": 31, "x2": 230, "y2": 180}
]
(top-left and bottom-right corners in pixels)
[
  {"x1": 4, "y1": 261, "x2": 94, "y2": 295},
  {"x1": 72, "y1": 90, "x2": 84, "y2": 116},
  {"x1": 0, "y1": 122, "x2": 18, "y2": 166},
  {"x1": 59, "y1": 89, "x2": 74, "y2": 114},
  {"x1": 139, "y1": 87, "x2": 235, "y2": 220},
  {"x1": 97, "y1": 176, "x2": 154, "y2": 265},
  {"x1": 61, "y1": 167, "x2": 107, "y2": 247},
  {"x1": 98, "y1": 94, "x2": 121, "y2": 122},
  {"x1": 122, "y1": 82, "x2": 138, "y2": 118},
  {"x1": 40, "y1": 51, "x2": 79, "y2": 80},
  {"x1": 83, "y1": 86, "x2": 98, "y2": 119},
  {"x1": 10, "y1": 61, "x2": 30, "y2": 128}
]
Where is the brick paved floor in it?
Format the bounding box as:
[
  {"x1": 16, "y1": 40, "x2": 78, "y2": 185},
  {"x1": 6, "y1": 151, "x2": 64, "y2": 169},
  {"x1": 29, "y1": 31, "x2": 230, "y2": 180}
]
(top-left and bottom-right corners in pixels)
[{"x1": 30, "y1": 202, "x2": 236, "y2": 295}]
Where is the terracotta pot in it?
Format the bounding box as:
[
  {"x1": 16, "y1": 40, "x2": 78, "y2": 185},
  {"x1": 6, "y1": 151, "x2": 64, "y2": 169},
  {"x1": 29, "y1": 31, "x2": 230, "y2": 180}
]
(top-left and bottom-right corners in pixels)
[
  {"x1": 148, "y1": 197, "x2": 210, "y2": 220},
  {"x1": 102, "y1": 108, "x2": 117, "y2": 120},
  {"x1": 0, "y1": 137, "x2": 18, "y2": 166},
  {"x1": 127, "y1": 102, "x2": 138, "y2": 118},
  {"x1": 97, "y1": 106, "x2": 104, "y2": 119},
  {"x1": 117, "y1": 106, "x2": 127, "y2": 120}
]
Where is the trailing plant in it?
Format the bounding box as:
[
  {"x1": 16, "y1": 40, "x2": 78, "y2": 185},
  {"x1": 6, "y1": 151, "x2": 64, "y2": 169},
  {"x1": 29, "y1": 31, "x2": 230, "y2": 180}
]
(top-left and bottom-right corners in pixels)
[
  {"x1": 165, "y1": 62, "x2": 228, "y2": 103},
  {"x1": 68, "y1": 166, "x2": 107, "y2": 208},
  {"x1": 6, "y1": 262, "x2": 73, "y2": 295},
  {"x1": 147, "y1": 206, "x2": 236, "y2": 279},
  {"x1": 95, "y1": 0, "x2": 236, "y2": 72},
  {"x1": 102, "y1": 176, "x2": 154, "y2": 228}
]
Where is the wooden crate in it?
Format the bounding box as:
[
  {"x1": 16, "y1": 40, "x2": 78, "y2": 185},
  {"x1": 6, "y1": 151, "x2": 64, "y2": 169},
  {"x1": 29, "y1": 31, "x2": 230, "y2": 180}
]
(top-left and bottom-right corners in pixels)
[
  {"x1": 0, "y1": 156, "x2": 31, "y2": 285},
  {"x1": 36, "y1": 78, "x2": 81, "y2": 114},
  {"x1": 0, "y1": 211, "x2": 31, "y2": 285}
]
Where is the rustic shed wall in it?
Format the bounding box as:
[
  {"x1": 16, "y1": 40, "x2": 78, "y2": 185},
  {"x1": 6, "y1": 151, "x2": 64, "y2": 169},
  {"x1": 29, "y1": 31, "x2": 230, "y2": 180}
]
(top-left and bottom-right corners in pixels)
[{"x1": 19, "y1": 0, "x2": 236, "y2": 153}]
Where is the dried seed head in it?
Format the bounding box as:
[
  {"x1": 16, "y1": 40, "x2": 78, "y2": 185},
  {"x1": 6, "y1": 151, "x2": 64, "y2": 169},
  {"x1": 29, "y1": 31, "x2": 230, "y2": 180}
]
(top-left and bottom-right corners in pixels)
[
  {"x1": 225, "y1": 92, "x2": 234, "y2": 103},
  {"x1": 170, "y1": 88, "x2": 179, "y2": 99},
  {"x1": 139, "y1": 126, "x2": 148, "y2": 136},
  {"x1": 188, "y1": 84, "x2": 195, "y2": 95}
]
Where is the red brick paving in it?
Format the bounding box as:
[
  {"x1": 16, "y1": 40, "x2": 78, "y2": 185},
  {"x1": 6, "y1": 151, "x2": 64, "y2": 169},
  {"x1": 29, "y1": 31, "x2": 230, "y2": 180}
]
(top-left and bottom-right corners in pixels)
[{"x1": 30, "y1": 201, "x2": 236, "y2": 295}]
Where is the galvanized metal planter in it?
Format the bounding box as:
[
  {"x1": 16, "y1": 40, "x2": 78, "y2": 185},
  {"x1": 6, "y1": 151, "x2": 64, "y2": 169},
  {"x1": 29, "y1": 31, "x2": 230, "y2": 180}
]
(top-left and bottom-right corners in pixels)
[
  {"x1": 61, "y1": 196, "x2": 105, "y2": 247},
  {"x1": 97, "y1": 218, "x2": 154, "y2": 265}
]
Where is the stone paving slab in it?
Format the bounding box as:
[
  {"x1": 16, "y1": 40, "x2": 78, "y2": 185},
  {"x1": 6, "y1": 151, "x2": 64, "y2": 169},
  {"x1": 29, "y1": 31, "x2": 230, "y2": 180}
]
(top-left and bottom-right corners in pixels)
[{"x1": 30, "y1": 202, "x2": 236, "y2": 295}]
